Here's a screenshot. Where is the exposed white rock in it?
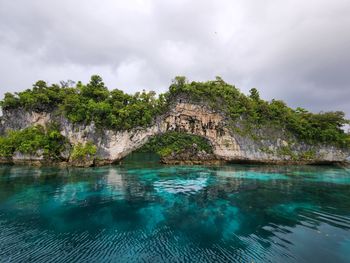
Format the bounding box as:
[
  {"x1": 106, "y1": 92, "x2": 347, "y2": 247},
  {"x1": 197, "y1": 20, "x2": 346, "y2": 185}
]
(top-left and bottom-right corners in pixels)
[{"x1": 1, "y1": 102, "x2": 349, "y2": 165}]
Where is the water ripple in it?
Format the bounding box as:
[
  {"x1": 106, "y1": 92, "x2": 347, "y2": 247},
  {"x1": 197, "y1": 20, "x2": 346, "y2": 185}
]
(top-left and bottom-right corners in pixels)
[{"x1": 1, "y1": 163, "x2": 350, "y2": 262}]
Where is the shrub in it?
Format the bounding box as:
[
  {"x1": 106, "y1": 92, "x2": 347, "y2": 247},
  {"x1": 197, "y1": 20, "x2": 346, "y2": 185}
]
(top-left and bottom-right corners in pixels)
[
  {"x1": 70, "y1": 142, "x2": 97, "y2": 161},
  {"x1": 138, "y1": 132, "x2": 213, "y2": 157},
  {"x1": 0, "y1": 124, "x2": 67, "y2": 160}
]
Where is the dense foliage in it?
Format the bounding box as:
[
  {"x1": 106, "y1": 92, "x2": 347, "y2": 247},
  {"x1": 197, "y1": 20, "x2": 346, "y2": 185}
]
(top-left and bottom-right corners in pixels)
[
  {"x1": 168, "y1": 77, "x2": 350, "y2": 147},
  {"x1": 0, "y1": 76, "x2": 166, "y2": 130},
  {"x1": 1, "y1": 75, "x2": 349, "y2": 147},
  {"x1": 70, "y1": 142, "x2": 97, "y2": 161},
  {"x1": 138, "y1": 132, "x2": 213, "y2": 157},
  {"x1": 0, "y1": 81, "x2": 72, "y2": 112},
  {"x1": 0, "y1": 124, "x2": 67, "y2": 159}
]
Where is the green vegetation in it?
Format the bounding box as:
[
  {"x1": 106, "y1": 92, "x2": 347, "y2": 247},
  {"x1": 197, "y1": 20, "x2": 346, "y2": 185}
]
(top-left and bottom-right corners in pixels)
[
  {"x1": 276, "y1": 145, "x2": 317, "y2": 161},
  {"x1": 1, "y1": 75, "x2": 349, "y2": 147},
  {"x1": 299, "y1": 150, "x2": 316, "y2": 160},
  {"x1": 138, "y1": 132, "x2": 213, "y2": 157},
  {"x1": 0, "y1": 81, "x2": 71, "y2": 111},
  {"x1": 70, "y1": 142, "x2": 97, "y2": 161},
  {"x1": 277, "y1": 145, "x2": 298, "y2": 161},
  {"x1": 0, "y1": 76, "x2": 166, "y2": 130},
  {"x1": 169, "y1": 76, "x2": 350, "y2": 147},
  {"x1": 0, "y1": 124, "x2": 67, "y2": 160}
]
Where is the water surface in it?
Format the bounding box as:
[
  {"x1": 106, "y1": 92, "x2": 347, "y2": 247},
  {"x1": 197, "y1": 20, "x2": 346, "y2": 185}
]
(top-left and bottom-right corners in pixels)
[{"x1": 0, "y1": 155, "x2": 350, "y2": 262}]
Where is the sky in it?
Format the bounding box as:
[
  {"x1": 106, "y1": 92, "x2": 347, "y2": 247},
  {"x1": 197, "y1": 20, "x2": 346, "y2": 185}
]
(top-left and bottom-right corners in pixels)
[{"x1": 0, "y1": 0, "x2": 349, "y2": 116}]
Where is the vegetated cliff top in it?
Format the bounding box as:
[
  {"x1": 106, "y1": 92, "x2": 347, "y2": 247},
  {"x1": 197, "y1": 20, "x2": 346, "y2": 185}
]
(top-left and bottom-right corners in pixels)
[{"x1": 1, "y1": 75, "x2": 349, "y2": 147}]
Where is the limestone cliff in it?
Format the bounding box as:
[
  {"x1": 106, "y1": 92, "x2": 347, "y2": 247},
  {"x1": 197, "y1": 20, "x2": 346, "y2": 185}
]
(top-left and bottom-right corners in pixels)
[{"x1": 0, "y1": 99, "x2": 349, "y2": 166}]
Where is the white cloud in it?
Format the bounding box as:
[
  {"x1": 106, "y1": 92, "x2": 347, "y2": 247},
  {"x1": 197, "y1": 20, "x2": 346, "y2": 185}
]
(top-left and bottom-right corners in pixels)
[{"x1": 0, "y1": 0, "x2": 349, "y2": 116}]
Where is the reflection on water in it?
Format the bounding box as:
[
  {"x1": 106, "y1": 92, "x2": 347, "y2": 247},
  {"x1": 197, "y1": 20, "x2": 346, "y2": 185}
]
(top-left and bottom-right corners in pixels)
[
  {"x1": 0, "y1": 157, "x2": 350, "y2": 262},
  {"x1": 154, "y1": 176, "x2": 208, "y2": 194}
]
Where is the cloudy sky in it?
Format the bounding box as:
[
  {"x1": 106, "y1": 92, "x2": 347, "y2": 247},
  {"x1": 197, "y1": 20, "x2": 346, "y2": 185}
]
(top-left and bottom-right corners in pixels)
[{"x1": 0, "y1": 0, "x2": 349, "y2": 116}]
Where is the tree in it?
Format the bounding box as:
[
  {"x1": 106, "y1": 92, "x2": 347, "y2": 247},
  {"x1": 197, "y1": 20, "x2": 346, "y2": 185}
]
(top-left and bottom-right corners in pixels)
[
  {"x1": 172, "y1": 76, "x2": 187, "y2": 87},
  {"x1": 33, "y1": 80, "x2": 48, "y2": 90},
  {"x1": 249, "y1": 88, "x2": 260, "y2": 101},
  {"x1": 81, "y1": 75, "x2": 109, "y2": 101},
  {"x1": 60, "y1": 80, "x2": 76, "y2": 88},
  {"x1": 0, "y1": 93, "x2": 20, "y2": 109}
]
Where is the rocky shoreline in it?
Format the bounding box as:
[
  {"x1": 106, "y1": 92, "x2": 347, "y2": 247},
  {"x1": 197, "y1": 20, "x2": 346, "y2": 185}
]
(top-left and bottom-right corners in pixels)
[{"x1": 1, "y1": 155, "x2": 348, "y2": 168}]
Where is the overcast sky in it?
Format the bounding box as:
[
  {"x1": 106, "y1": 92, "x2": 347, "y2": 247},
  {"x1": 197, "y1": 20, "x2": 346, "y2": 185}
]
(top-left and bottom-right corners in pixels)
[{"x1": 0, "y1": 0, "x2": 349, "y2": 116}]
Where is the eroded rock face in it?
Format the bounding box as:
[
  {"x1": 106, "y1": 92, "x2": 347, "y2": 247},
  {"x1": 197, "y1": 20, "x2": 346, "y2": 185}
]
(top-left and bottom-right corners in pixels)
[
  {"x1": 161, "y1": 103, "x2": 241, "y2": 160},
  {"x1": 1, "y1": 102, "x2": 349, "y2": 165},
  {"x1": 0, "y1": 109, "x2": 51, "y2": 133},
  {"x1": 55, "y1": 102, "x2": 242, "y2": 163}
]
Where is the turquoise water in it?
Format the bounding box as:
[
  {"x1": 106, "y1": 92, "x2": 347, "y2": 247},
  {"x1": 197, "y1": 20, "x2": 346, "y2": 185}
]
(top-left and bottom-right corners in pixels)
[{"x1": 0, "y1": 155, "x2": 350, "y2": 262}]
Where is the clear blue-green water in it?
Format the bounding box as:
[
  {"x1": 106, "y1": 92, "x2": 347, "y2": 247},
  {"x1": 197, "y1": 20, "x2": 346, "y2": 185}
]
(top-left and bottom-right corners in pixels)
[{"x1": 0, "y1": 155, "x2": 350, "y2": 262}]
